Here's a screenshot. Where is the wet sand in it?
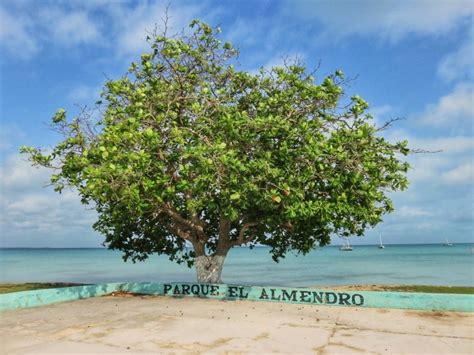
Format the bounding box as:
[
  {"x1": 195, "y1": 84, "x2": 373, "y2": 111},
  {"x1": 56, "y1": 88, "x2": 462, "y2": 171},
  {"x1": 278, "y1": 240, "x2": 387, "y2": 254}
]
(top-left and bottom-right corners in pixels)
[{"x1": 1, "y1": 294, "x2": 473, "y2": 354}]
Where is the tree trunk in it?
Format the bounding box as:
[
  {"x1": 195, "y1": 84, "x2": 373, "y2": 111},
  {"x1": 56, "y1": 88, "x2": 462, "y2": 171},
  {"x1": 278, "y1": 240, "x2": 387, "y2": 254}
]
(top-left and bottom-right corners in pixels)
[{"x1": 195, "y1": 255, "x2": 226, "y2": 283}]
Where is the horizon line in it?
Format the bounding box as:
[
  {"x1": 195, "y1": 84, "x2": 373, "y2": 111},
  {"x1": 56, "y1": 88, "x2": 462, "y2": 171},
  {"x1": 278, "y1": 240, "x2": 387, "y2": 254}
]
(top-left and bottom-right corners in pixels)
[{"x1": 1, "y1": 242, "x2": 473, "y2": 249}]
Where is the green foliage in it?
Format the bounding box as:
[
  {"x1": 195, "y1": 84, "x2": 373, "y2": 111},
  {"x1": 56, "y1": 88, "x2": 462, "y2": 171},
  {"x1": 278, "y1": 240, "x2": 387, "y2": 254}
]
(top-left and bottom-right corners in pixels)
[{"x1": 22, "y1": 20, "x2": 410, "y2": 265}]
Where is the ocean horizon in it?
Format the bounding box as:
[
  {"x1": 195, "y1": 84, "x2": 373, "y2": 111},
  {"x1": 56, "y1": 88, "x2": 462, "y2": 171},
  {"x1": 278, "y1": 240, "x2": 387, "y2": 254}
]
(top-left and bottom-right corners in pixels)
[{"x1": 1, "y1": 243, "x2": 473, "y2": 287}]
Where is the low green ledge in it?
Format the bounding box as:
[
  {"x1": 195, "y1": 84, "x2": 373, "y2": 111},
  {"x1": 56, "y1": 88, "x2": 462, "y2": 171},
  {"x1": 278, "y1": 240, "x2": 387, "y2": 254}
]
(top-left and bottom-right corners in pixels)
[
  {"x1": 0, "y1": 283, "x2": 121, "y2": 311},
  {"x1": 1, "y1": 282, "x2": 473, "y2": 312}
]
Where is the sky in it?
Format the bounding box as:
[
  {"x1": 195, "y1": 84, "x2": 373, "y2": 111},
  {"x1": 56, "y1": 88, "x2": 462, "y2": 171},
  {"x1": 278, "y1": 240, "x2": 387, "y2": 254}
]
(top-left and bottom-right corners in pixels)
[{"x1": 0, "y1": 0, "x2": 473, "y2": 248}]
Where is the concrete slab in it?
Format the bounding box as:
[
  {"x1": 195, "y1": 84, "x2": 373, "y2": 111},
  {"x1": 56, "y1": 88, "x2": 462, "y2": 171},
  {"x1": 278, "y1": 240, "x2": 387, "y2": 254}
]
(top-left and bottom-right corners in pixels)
[{"x1": 1, "y1": 295, "x2": 473, "y2": 354}]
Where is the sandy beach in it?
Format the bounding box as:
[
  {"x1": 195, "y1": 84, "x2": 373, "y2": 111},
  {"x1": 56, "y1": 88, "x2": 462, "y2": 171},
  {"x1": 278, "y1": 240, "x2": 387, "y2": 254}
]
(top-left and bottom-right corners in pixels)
[{"x1": 1, "y1": 294, "x2": 473, "y2": 354}]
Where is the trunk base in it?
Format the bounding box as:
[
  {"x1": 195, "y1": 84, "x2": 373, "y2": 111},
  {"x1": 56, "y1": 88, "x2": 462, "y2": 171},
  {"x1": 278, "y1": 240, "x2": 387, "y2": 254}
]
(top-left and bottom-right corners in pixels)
[{"x1": 195, "y1": 255, "x2": 225, "y2": 283}]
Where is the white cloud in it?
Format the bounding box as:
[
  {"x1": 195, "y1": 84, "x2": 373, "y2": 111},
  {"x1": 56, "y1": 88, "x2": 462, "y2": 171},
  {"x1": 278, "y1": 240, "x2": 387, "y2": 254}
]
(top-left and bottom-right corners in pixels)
[
  {"x1": 383, "y1": 130, "x2": 474, "y2": 185},
  {"x1": 8, "y1": 194, "x2": 57, "y2": 214},
  {"x1": 0, "y1": 155, "x2": 50, "y2": 192},
  {"x1": 0, "y1": 4, "x2": 101, "y2": 59},
  {"x1": 406, "y1": 135, "x2": 474, "y2": 154},
  {"x1": 1, "y1": 2, "x2": 213, "y2": 60},
  {"x1": 68, "y1": 85, "x2": 102, "y2": 103},
  {"x1": 442, "y1": 162, "x2": 474, "y2": 185},
  {"x1": 385, "y1": 128, "x2": 474, "y2": 153},
  {"x1": 286, "y1": 0, "x2": 472, "y2": 42},
  {"x1": 407, "y1": 155, "x2": 450, "y2": 183},
  {"x1": 411, "y1": 154, "x2": 473, "y2": 186},
  {"x1": 226, "y1": 17, "x2": 282, "y2": 50},
  {"x1": 438, "y1": 33, "x2": 474, "y2": 82},
  {"x1": 380, "y1": 126, "x2": 473, "y2": 242},
  {"x1": 369, "y1": 104, "x2": 397, "y2": 128},
  {"x1": 109, "y1": 2, "x2": 204, "y2": 57},
  {"x1": 39, "y1": 8, "x2": 100, "y2": 45},
  {"x1": 370, "y1": 105, "x2": 394, "y2": 118},
  {"x1": 419, "y1": 83, "x2": 473, "y2": 130},
  {"x1": 0, "y1": 154, "x2": 99, "y2": 247},
  {"x1": 398, "y1": 206, "x2": 430, "y2": 217},
  {"x1": 384, "y1": 83, "x2": 473, "y2": 192},
  {"x1": 383, "y1": 159, "x2": 473, "y2": 242},
  {"x1": 0, "y1": 124, "x2": 26, "y2": 152},
  {"x1": 0, "y1": 6, "x2": 38, "y2": 58}
]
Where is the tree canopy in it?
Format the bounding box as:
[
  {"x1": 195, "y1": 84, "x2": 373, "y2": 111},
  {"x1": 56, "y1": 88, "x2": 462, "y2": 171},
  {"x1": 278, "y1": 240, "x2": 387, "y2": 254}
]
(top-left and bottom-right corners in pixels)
[{"x1": 21, "y1": 20, "x2": 410, "y2": 282}]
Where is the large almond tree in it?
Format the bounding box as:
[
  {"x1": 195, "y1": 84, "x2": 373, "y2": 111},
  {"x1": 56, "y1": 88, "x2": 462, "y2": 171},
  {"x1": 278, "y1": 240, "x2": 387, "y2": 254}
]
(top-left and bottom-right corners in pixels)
[{"x1": 22, "y1": 21, "x2": 410, "y2": 283}]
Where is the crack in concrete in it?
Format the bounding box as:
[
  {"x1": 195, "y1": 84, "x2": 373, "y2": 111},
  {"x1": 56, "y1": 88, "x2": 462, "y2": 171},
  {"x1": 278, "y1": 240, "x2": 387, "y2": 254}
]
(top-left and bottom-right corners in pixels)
[
  {"x1": 334, "y1": 324, "x2": 474, "y2": 341},
  {"x1": 313, "y1": 310, "x2": 341, "y2": 355}
]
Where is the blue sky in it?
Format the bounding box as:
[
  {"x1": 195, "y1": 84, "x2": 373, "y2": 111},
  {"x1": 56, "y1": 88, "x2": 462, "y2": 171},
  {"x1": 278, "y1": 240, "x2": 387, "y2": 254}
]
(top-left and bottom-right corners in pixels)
[{"x1": 0, "y1": 0, "x2": 472, "y2": 247}]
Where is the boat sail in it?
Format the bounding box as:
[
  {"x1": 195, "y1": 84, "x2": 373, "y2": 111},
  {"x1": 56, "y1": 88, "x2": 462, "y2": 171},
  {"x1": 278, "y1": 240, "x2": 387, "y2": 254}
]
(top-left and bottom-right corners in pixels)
[
  {"x1": 378, "y1": 234, "x2": 385, "y2": 249},
  {"x1": 443, "y1": 238, "x2": 453, "y2": 247},
  {"x1": 340, "y1": 237, "x2": 353, "y2": 251}
]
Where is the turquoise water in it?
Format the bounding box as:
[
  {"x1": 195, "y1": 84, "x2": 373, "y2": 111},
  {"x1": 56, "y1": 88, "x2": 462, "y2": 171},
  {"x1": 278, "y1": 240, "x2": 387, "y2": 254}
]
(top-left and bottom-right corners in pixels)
[{"x1": 1, "y1": 244, "x2": 473, "y2": 287}]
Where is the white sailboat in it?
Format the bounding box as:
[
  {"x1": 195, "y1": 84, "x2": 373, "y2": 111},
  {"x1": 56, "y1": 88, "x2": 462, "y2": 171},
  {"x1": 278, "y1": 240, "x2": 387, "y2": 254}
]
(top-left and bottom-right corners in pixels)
[
  {"x1": 443, "y1": 238, "x2": 453, "y2": 247},
  {"x1": 340, "y1": 237, "x2": 353, "y2": 251},
  {"x1": 378, "y1": 234, "x2": 385, "y2": 249}
]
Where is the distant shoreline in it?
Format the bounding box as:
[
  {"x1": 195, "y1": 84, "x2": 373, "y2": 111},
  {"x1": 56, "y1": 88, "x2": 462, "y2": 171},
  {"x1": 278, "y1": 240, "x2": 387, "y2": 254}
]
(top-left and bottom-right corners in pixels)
[{"x1": 1, "y1": 242, "x2": 473, "y2": 249}]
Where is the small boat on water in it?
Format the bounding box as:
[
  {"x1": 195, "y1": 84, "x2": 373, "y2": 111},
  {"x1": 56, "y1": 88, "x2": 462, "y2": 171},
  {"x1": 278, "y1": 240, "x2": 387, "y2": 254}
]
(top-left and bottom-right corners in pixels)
[
  {"x1": 340, "y1": 237, "x2": 353, "y2": 251},
  {"x1": 378, "y1": 234, "x2": 385, "y2": 249},
  {"x1": 443, "y1": 238, "x2": 453, "y2": 247}
]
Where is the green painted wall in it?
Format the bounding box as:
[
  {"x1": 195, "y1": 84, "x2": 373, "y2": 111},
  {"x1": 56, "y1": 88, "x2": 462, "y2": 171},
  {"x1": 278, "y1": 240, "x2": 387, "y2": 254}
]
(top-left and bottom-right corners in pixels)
[
  {"x1": 1, "y1": 282, "x2": 472, "y2": 312},
  {"x1": 0, "y1": 283, "x2": 121, "y2": 311},
  {"x1": 120, "y1": 282, "x2": 474, "y2": 312}
]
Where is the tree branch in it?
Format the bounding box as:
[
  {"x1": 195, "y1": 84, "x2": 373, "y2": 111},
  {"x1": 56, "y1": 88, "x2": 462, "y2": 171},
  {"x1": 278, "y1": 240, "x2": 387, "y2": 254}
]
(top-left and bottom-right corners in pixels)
[
  {"x1": 167, "y1": 223, "x2": 193, "y2": 242},
  {"x1": 376, "y1": 117, "x2": 405, "y2": 131},
  {"x1": 231, "y1": 222, "x2": 259, "y2": 246},
  {"x1": 162, "y1": 203, "x2": 206, "y2": 241},
  {"x1": 162, "y1": 204, "x2": 202, "y2": 230}
]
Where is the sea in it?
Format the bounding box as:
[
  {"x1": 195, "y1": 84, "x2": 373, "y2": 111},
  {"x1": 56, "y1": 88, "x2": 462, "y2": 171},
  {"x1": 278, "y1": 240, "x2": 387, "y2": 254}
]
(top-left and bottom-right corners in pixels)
[{"x1": 1, "y1": 244, "x2": 473, "y2": 287}]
